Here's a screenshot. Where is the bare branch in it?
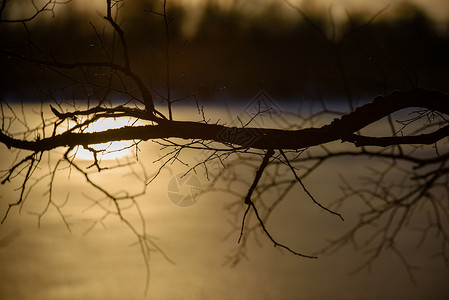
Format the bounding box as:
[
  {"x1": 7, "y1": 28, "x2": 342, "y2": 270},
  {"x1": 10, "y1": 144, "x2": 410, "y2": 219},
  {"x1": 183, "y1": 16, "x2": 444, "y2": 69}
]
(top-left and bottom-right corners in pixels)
[
  {"x1": 1, "y1": 89, "x2": 447, "y2": 153},
  {"x1": 280, "y1": 149, "x2": 344, "y2": 220}
]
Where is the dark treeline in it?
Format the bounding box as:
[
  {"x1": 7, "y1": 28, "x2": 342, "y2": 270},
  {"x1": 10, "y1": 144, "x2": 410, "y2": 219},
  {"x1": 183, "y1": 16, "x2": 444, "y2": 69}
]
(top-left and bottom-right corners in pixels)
[{"x1": 1, "y1": 0, "x2": 448, "y2": 102}]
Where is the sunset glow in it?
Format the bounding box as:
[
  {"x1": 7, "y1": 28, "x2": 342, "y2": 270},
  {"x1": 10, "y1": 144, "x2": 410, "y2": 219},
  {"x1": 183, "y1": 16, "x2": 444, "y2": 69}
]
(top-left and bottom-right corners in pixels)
[
  {"x1": 1, "y1": 0, "x2": 449, "y2": 299},
  {"x1": 72, "y1": 118, "x2": 135, "y2": 160}
]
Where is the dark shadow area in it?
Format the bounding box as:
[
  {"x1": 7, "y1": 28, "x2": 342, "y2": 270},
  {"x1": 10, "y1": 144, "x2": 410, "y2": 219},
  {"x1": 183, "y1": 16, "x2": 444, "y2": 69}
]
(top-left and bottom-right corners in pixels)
[{"x1": 1, "y1": 0, "x2": 448, "y2": 101}]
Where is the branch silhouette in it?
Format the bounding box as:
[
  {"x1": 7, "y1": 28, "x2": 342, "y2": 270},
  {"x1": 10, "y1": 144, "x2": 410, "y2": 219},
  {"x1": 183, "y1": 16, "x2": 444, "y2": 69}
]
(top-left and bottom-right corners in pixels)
[
  {"x1": 1, "y1": 0, "x2": 448, "y2": 296},
  {"x1": 1, "y1": 88, "x2": 448, "y2": 152}
]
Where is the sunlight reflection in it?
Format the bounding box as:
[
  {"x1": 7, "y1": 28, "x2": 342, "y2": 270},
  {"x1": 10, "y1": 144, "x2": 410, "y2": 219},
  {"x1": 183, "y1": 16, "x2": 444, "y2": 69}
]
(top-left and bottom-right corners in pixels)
[{"x1": 71, "y1": 118, "x2": 136, "y2": 161}]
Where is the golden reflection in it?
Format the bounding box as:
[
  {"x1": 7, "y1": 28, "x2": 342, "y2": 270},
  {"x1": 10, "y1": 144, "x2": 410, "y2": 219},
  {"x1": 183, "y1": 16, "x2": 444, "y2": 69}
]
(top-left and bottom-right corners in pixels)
[{"x1": 71, "y1": 118, "x2": 135, "y2": 160}]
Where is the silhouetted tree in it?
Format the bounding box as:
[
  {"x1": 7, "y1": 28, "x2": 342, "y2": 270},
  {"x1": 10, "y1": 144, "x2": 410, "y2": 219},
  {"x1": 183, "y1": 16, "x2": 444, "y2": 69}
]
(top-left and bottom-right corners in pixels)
[{"x1": 1, "y1": 0, "x2": 448, "y2": 293}]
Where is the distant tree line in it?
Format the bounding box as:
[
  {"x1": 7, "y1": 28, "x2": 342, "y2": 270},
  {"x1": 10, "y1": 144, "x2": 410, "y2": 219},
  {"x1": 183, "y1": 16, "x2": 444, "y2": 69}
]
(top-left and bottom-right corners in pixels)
[{"x1": 1, "y1": 0, "x2": 448, "y2": 101}]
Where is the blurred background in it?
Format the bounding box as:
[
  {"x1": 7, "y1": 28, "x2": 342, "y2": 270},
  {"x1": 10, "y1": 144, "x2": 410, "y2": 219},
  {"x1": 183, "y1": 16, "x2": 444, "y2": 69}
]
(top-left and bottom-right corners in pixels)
[
  {"x1": 1, "y1": 1, "x2": 449, "y2": 299},
  {"x1": 1, "y1": 0, "x2": 449, "y2": 102}
]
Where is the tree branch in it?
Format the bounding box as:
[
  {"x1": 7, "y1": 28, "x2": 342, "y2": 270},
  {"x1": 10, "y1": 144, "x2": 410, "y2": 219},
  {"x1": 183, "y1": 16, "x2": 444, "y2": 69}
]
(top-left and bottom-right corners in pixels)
[
  {"x1": 238, "y1": 149, "x2": 317, "y2": 258},
  {"x1": 344, "y1": 125, "x2": 449, "y2": 147},
  {"x1": 1, "y1": 48, "x2": 159, "y2": 119},
  {"x1": 280, "y1": 149, "x2": 344, "y2": 220},
  {"x1": 1, "y1": 89, "x2": 448, "y2": 153}
]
